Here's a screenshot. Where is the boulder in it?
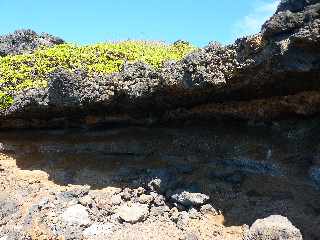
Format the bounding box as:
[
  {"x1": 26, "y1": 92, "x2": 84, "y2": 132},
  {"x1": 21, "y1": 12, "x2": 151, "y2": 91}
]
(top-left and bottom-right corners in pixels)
[{"x1": 245, "y1": 215, "x2": 303, "y2": 240}]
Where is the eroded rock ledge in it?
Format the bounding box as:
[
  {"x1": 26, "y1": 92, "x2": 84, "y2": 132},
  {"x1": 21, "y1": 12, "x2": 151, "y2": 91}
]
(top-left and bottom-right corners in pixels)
[{"x1": 1, "y1": 0, "x2": 320, "y2": 129}]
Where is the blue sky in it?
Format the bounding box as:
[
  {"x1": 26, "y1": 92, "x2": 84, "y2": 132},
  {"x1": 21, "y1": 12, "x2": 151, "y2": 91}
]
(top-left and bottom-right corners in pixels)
[{"x1": 0, "y1": 0, "x2": 279, "y2": 47}]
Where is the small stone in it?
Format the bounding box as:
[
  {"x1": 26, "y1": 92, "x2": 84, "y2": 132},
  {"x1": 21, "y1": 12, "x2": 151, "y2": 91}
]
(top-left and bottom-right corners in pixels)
[
  {"x1": 136, "y1": 187, "x2": 145, "y2": 196},
  {"x1": 188, "y1": 208, "x2": 200, "y2": 219},
  {"x1": 0, "y1": 236, "x2": 8, "y2": 240},
  {"x1": 61, "y1": 204, "x2": 91, "y2": 226},
  {"x1": 66, "y1": 185, "x2": 91, "y2": 198},
  {"x1": 171, "y1": 191, "x2": 209, "y2": 207},
  {"x1": 0, "y1": 143, "x2": 5, "y2": 152},
  {"x1": 121, "y1": 188, "x2": 133, "y2": 201},
  {"x1": 148, "y1": 178, "x2": 162, "y2": 192},
  {"x1": 79, "y1": 195, "x2": 93, "y2": 206},
  {"x1": 102, "y1": 187, "x2": 122, "y2": 196},
  {"x1": 116, "y1": 203, "x2": 149, "y2": 224},
  {"x1": 37, "y1": 197, "x2": 49, "y2": 209},
  {"x1": 177, "y1": 211, "x2": 190, "y2": 230},
  {"x1": 150, "y1": 205, "x2": 170, "y2": 217},
  {"x1": 138, "y1": 194, "x2": 154, "y2": 204},
  {"x1": 245, "y1": 215, "x2": 303, "y2": 240},
  {"x1": 200, "y1": 204, "x2": 218, "y2": 215},
  {"x1": 110, "y1": 194, "x2": 123, "y2": 206},
  {"x1": 83, "y1": 223, "x2": 115, "y2": 239},
  {"x1": 150, "y1": 192, "x2": 165, "y2": 206},
  {"x1": 170, "y1": 207, "x2": 180, "y2": 222}
]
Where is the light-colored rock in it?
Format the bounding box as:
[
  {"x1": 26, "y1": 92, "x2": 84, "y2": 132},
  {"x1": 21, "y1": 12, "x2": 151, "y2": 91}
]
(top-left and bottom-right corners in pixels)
[
  {"x1": 170, "y1": 207, "x2": 180, "y2": 222},
  {"x1": 90, "y1": 187, "x2": 121, "y2": 199},
  {"x1": 0, "y1": 143, "x2": 5, "y2": 152},
  {"x1": 121, "y1": 188, "x2": 133, "y2": 201},
  {"x1": 177, "y1": 211, "x2": 190, "y2": 230},
  {"x1": 171, "y1": 191, "x2": 209, "y2": 207},
  {"x1": 83, "y1": 223, "x2": 115, "y2": 239},
  {"x1": 245, "y1": 215, "x2": 303, "y2": 240},
  {"x1": 188, "y1": 208, "x2": 200, "y2": 219},
  {"x1": 150, "y1": 192, "x2": 166, "y2": 206},
  {"x1": 79, "y1": 195, "x2": 93, "y2": 206},
  {"x1": 138, "y1": 194, "x2": 154, "y2": 204},
  {"x1": 37, "y1": 197, "x2": 50, "y2": 209},
  {"x1": 150, "y1": 205, "x2": 170, "y2": 217},
  {"x1": 110, "y1": 194, "x2": 123, "y2": 206},
  {"x1": 116, "y1": 203, "x2": 149, "y2": 223},
  {"x1": 61, "y1": 204, "x2": 91, "y2": 226},
  {"x1": 135, "y1": 187, "x2": 145, "y2": 196},
  {"x1": 200, "y1": 204, "x2": 218, "y2": 215}
]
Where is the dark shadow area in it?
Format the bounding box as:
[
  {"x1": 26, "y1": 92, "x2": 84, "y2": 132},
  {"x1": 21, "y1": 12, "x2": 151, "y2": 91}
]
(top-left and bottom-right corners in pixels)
[{"x1": 1, "y1": 122, "x2": 320, "y2": 239}]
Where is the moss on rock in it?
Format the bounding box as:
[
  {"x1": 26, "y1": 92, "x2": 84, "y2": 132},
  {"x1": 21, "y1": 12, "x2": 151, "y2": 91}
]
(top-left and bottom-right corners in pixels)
[{"x1": 0, "y1": 40, "x2": 195, "y2": 109}]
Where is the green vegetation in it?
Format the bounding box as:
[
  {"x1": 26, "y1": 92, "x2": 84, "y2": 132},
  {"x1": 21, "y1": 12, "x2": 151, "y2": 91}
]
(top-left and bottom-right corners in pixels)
[{"x1": 0, "y1": 40, "x2": 195, "y2": 109}]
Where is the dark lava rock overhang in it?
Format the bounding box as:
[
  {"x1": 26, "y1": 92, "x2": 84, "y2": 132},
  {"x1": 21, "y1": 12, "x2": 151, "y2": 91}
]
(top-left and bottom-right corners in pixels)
[{"x1": 0, "y1": 0, "x2": 320, "y2": 129}]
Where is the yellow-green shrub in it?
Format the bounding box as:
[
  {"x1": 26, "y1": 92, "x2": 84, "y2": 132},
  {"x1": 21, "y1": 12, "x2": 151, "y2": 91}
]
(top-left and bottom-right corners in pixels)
[{"x1": 0, "y1": 40, "x2": 195, "y2": 109}]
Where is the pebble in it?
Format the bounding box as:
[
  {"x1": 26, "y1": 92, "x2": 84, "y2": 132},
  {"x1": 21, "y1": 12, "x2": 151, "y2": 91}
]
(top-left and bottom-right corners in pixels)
[
  {"x1": 138, "y1": 194, "x2": 154, "y2": 204},
  {"x1": 61, "y1": 204, "x2": 91, "y2": 226},
  {"x1": 148, "y1": 178, "x2": 162, "y2": 192},
  {"x1": 150, "y1": 192, "x2": 166, "y2": 206},
  {"x1": 79, "y1": 195, "x2": 93, "y2": 206},
  {"x1": 135, "y1": 187, "x2": 145, "y2": 196},
  {"x1": 176, "y1": 211, "x2": 190, "y2": 230},
  {"x1": 188, "y1": 208, "x2": 200, "y2": 219},
  {"x1": 37, "y1": 197, "x2": 50, "y2": 209},
  {"x1": 170, "y1": 207, "x2": 180, "y2": 222},
  {"x1": 121, "y1": 188, "x2": 133, "y2": 201},
  {"x1": 115, "y1": 203, "x2": 149, "y2": 224},
  {"x1": 150, "y1": 205, "x2": 170, "y2": 217},
  {"x1": 110, "y1": 194, "x2": 123, "y2": 206},
  {"x1": 171, "y1": 191, "x2": 209, "y2": 207},
  {"x1": 200, "y1": 204, "x2": 218, "y2": 215}
]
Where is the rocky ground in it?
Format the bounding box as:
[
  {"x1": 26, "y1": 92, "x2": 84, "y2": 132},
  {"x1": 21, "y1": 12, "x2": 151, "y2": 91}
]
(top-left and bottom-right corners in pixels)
[
  {"x1": 0, "y1": 153, "x2": 247, "y2": 240},
  {"x1": 0, "y1": 123, "x2": 319, "y2": 240}
]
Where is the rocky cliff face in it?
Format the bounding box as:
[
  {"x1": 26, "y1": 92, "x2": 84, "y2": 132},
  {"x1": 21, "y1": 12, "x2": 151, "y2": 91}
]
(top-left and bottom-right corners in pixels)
[
  {"x1": 0, "y1": 0, "x2": 319, "y2": 129},
  {"x1": 0, "y1": 29, "x2": 64, "y2": 57}
]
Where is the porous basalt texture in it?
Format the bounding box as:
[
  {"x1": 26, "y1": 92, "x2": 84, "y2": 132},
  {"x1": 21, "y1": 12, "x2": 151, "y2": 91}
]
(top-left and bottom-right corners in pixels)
[
  {"x1": 1, "y1": 0, "x2": 320, "y2": 129},
  {"x1": 0, "y1": 29, "x2": 64, "y2": 57}
]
